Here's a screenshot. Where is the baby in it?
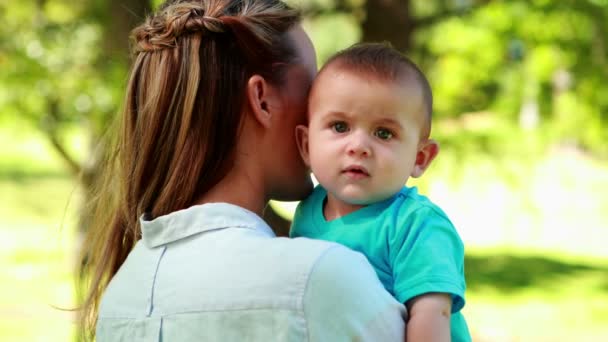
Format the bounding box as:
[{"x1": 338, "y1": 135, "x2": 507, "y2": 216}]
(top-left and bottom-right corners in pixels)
[{"x1": 291, "y1": 43, "x2": 470, "y2": 342}]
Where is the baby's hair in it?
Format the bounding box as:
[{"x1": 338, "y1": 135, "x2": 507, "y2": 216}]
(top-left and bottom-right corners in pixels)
[{"x1": 322, "y1": 42, "x2": 433, "y2": 138}]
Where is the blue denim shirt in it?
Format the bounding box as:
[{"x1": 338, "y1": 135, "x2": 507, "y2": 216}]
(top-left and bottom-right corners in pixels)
[{"x1": 97, "y1": 203, "x2": 406, "y2": 341}]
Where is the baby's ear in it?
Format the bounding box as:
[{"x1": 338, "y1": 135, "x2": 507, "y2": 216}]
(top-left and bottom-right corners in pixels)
[
  {"x1": 411, "y1": 139, "x2": 439, "y2": 178},
  {"x1": 295, "y1": 125, "x2": 311, "y2": 167}
]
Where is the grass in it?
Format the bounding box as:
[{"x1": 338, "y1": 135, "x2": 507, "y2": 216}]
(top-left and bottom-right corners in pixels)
[
  {"x1": 0, "y1": 121, "x2": 81, "y2": 341},
  {"x1": 2, "y1": 122, "x2": 608, "y2": 341},
  {"x1": 0, "y1": 176, "x2": 79, "y2": 341},
  {"x1": 463, "y1": 250, "x2": 608, "y2": 341}
]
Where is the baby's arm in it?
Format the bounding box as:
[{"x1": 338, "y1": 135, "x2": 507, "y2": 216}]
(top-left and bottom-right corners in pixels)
[
  {"x1": 390, "y1": 204, "x2": 467, "y2": 342},
  {"x1": 406, "y1": 293, "x2": 452, "y2": 342}
]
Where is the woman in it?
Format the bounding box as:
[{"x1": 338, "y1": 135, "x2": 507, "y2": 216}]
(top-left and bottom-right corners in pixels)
[{"x1": 81, "y1": 0, "x2": 406, "y2": 340}]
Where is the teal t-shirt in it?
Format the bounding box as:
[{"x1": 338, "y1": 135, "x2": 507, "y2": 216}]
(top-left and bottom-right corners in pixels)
[{"x1": 291, "y1": 185, "x2": 471, "y2": 342}]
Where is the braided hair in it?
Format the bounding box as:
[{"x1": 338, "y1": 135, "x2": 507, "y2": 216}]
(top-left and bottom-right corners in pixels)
[{"x1": 79, "y1": 0, "x2": 302, "y2": 338}]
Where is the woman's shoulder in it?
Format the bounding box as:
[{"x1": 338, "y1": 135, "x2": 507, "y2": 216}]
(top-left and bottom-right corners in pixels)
[
  {"x1": 269, "y1": 236, "x2": 352, "y2": 272},
  {"x1": 283, "y1": 238, "x2": 395, "y2": 302},
  {"x1": 301, "y1": 241, "x2": 407, "y2": 340},
  {"x1": 269, "y1": 237, "x2": 386, "y2": 294}
]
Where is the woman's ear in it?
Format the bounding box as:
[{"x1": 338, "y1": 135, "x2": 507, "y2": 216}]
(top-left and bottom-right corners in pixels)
[
  {"x1": 246, "y1": 75, "x2": 280, "y2": 128},
  {"x1": 411, "y1": 139, "x2": 439, "y2": 178},
  {"x1": 295, "y1": 125, "x2": 311, "y2": 167}
]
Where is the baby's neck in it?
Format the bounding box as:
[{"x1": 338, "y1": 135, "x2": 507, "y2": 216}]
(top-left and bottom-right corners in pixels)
[{"x1": 323, "y1": 193, "x2": 365, "y2": 221}]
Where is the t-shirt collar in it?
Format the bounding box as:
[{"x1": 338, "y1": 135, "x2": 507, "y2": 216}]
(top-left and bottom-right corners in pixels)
[{"x1": 141, "y1": 202, "x2": 275, "y2": 248}]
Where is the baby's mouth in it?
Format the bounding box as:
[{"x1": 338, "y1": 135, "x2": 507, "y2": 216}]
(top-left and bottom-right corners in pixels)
[{"x1": 342, "y1": 165, "x2": 370, "y2": 178}]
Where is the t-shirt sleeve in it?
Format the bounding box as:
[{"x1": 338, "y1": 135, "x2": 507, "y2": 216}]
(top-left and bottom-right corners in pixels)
[
  {"x1": 304, "y1": 246, "x2": 407, "y2": 341},
  {"x1": 390, "y1": 206, "x2": 466, "y2": 312}
]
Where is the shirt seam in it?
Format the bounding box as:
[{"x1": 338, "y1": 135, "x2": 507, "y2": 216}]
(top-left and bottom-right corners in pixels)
[
  {"x1": 147, "y1": 246, "x2": 167, "y2": 316},
  {"x1": 395, "y1": 274, "x2": 465, "y2": 293},
  {"x1": 394, "y1": 275, "x2": 465, "y2": 308},
  {"x1": 403, "y1": 197, "x2": 452, "y2": 223},
  {"x1": 98, "y1": 306, "x2": 305, "y2": 319}
]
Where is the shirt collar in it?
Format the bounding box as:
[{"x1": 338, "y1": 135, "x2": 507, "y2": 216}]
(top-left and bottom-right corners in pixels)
[{"x1": 141, "y1": 203, "x2": 275, "y2": 248}]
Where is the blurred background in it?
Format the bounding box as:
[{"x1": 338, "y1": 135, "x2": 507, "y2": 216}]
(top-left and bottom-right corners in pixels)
[{"x1": 1, "y1": 0, "x2": 607, "y2": 340}]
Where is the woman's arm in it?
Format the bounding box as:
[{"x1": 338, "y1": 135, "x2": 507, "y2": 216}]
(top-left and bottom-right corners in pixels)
[{"x1": 304, "y1": 246, "x2": 407, "y2": 341}]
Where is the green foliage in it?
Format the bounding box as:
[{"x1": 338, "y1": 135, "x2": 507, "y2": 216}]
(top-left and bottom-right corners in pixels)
[
  {"x1": 1, "y1": 0, "x2": 130, "y2": 175},
  {"x1": 3, "y1": 0, "x2": 607, "y2": 166},
  {"x1": 0, "y1": 118, "x2": 67, "y2": 177},
  {"x1": 293, "y1": 0, "x2": 608, "y2": 155},
  {"x1": 304, "y1": 13, "x2": 361, "y2": 64},
  {"x1": 410, "y1": 0, "x2": 608, "y2": 155}
]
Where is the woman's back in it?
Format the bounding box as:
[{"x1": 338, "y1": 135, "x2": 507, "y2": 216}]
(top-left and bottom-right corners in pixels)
[
  {"x1": 97, "y1": 203, "x2": 406, "y2": 341},
  {"x1": 81, "y1": 0, "x2": 406, "y2": 339}
]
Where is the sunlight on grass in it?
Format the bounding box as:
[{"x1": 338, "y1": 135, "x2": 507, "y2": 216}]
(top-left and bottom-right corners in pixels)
[
  {"x1": 464, "y1": 250, "x2": 608, "y2": 341},
  {"x1": 0, "y1": 121, "x2": 81, "y2": 341},
  {"x1": 0, "y1": 177, "x2": 79, "y2": 341},
  {"x1": 2, "y1": 121, "x2": 608, "y2": 341},
  {"x1": 416, "y1": 146, "x2": 608, "y2": 258}
]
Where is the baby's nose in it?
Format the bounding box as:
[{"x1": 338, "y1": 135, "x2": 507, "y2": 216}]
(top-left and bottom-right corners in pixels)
[{"x1": 347, "y1": 132, "x2": 372, "y2": 157}]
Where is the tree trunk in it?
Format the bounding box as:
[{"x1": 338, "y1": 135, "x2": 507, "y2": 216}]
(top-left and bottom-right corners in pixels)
[
  {"x1": 77, "y1": 0, "x2": 151, "y2": 235},
  {"x1": 104, "y1": 0, "x2": 151, "y2": 63},
  {"x1": 361, "y1": 0, "x2": 414, "y2": 52}
]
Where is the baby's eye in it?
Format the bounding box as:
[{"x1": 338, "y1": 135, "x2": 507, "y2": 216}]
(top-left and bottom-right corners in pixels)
[
  {"x1": 332, "y1": 121, "x2": 349, "y2": 133},
  {"x1": 374, "y1": 128, "x2": 393, "y2": 140}
]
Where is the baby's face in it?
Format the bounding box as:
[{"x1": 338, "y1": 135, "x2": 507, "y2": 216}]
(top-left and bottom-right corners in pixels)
[{"x1": 304, "y1": 68, "x2": 428, "y2": 205}]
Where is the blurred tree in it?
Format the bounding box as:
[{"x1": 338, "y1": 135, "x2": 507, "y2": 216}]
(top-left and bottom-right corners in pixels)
[
  {"x1": 79, "y1": 0, "x2": 152, "y2": 231},
  {"x1": 462, "y1": 2, "x2": 604, "y2": 148},
  {"x1": 1, "y1": 0, "x2": 606, "y2": 238},
  {"x1": 0, "y1": 0, "x2": 150, "y2": 232},
  {"x1": 306, "y1": 0, "x2": 607, "y2": 154}
]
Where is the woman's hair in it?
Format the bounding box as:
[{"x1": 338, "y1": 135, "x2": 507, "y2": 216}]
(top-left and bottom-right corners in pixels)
[{"x1": 79, "y1": 0, "x2": 301, "y2": 336}]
